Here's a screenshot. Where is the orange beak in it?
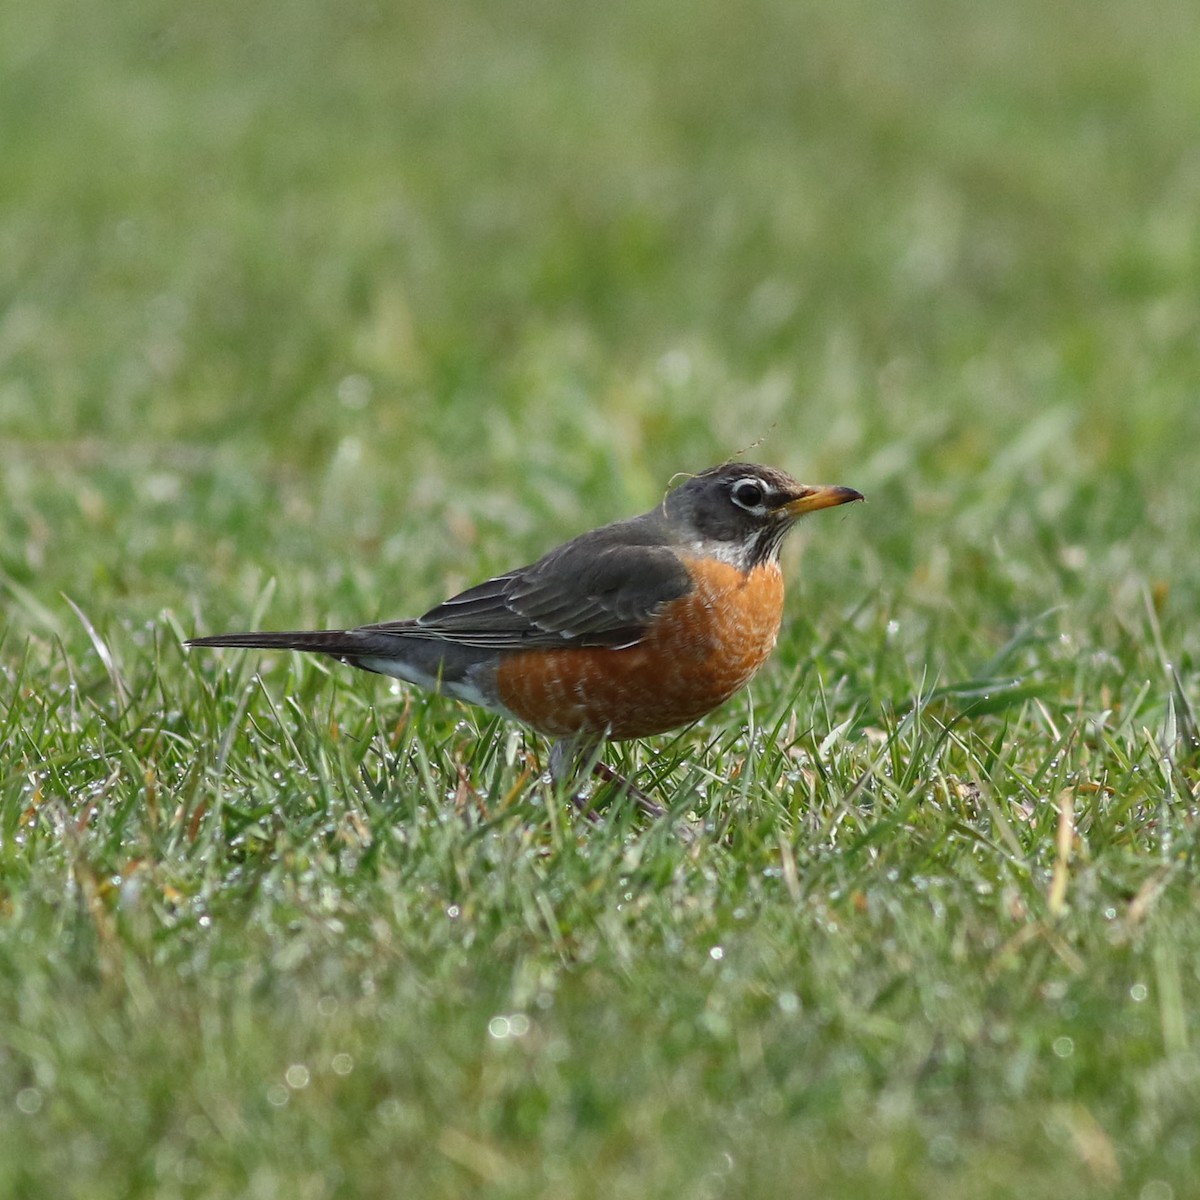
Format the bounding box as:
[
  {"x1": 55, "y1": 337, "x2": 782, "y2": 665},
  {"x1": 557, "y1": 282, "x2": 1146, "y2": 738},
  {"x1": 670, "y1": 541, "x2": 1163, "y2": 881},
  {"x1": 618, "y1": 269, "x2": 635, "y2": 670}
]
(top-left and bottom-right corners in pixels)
[{"x1": 781, "y1": 484, "x2": 864, "y2": 517}]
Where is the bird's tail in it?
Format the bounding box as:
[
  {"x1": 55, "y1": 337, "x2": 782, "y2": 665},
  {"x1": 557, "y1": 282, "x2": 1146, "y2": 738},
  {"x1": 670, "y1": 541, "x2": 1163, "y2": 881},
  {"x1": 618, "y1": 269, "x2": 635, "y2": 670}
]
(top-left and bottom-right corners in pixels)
[
  {"x1": 186, "y1": 624, "x2": 478, "y2": 691},
  {"x1": 187, "y1": 629, "x2": 369, "y2": 657}
]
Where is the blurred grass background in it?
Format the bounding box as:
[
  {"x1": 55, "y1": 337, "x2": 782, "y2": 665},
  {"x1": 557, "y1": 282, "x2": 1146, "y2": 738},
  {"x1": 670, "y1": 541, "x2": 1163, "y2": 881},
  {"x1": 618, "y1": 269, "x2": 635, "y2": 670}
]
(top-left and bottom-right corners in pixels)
[{"x1": 3, "y1": 0, "x2": 1200, "y2": 1196}]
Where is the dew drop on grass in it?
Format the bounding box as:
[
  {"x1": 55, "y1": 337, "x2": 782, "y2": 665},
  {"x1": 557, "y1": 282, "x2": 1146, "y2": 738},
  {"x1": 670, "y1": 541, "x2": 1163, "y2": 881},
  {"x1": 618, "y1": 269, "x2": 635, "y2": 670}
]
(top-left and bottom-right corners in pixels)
[
  {"x1": 1140, "y1": 1183, "x2": 1175, "y2": 1200},
  {"x1": 337, "y1": 374, "x2": 373, "y2": 409},
  {"x1": 487, "y1": 1014, "x2": 529, "y2": 1040},
  {"x1": 285, "y1": 1064, "x2": 310, "y2": 1089}
]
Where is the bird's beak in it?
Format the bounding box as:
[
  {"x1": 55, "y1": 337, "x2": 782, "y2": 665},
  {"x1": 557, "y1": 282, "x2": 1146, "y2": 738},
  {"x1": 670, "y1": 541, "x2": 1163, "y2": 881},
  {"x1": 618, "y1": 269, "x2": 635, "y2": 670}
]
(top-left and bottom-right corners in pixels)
[{"x1": 781, "y1": 484, "x2": 865, "y2": 516}]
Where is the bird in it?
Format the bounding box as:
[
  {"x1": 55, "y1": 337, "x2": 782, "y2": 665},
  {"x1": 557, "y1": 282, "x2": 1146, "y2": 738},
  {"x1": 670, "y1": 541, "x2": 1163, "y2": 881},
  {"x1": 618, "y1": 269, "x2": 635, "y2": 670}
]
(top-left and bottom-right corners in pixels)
[{"x1": 188, "y1": 463, "x2": 862, "y2": 814}]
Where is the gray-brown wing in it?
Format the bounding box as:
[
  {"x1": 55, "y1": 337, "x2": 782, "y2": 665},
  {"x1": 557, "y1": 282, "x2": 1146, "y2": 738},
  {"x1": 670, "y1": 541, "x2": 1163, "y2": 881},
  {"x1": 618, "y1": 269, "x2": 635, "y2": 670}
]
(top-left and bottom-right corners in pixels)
[{"x1": 361, "y1": 530, "x2": 692, "y2": 650}]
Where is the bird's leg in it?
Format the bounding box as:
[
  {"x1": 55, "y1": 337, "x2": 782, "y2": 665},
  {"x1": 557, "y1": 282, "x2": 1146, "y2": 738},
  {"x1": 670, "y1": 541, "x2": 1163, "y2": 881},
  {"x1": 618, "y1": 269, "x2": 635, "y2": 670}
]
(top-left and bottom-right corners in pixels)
[
  {"x1": 593, "y1": 756, "x2": 701, "y2": 845},
  {"x1": 548, "y1": 736, "x2": 604, "y2": 820},
  {"x1": 547, "y1": 740, "x2": 700, "y2": 842},
  {"x1": 590, "y1": 759, "x2": 666, "y2": 820},
  {"x1": 548, "y1": 737, "x2": 589, "y2": 789},
  {"x1": 547, "y1": 737, "x2": 665, "y2": 820}
]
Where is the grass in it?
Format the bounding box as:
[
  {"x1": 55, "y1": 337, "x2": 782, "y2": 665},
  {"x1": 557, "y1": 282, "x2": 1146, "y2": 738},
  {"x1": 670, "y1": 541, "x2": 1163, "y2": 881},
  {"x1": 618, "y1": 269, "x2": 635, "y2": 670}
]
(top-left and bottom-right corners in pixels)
[{"x1": 3, "y1": 0, "x2": 1200, "y2": 1195}]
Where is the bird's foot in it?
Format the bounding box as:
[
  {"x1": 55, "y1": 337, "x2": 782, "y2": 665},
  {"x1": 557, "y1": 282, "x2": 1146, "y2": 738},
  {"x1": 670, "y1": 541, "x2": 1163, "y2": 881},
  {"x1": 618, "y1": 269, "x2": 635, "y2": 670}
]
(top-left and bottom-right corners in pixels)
[
  {"x1": 547, "y1": 739, "x2": 700, "y2": 842},
  {"x1": 589, "y1": 760, "x2": 666, "y2": 820}
]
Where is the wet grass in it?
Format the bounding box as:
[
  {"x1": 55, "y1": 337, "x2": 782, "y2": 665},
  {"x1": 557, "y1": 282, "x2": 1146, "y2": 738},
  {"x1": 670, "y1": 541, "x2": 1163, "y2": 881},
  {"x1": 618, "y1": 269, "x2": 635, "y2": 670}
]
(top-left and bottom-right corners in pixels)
[{"x1": 3, "y1": 0, "x2": 1200, "y2": 1196}]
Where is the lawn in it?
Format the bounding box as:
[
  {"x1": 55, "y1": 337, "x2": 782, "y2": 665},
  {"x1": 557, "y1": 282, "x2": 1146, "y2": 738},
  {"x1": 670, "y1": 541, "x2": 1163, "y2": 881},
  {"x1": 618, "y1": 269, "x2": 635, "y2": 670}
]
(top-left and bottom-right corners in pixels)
[{"x1": 3, "y1": 0, "x2": 1200, "y2": 1196}]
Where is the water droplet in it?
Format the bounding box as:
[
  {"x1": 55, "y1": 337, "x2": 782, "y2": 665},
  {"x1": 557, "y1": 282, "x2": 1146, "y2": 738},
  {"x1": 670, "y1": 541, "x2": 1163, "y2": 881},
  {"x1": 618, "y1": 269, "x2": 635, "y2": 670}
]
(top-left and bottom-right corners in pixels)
[
  {"x1": 285, "y1": 1064, "x2": 310, "y2": 1089},
  {"x1": 337, "y1": 374, "x2": 373, "y2": 409}
]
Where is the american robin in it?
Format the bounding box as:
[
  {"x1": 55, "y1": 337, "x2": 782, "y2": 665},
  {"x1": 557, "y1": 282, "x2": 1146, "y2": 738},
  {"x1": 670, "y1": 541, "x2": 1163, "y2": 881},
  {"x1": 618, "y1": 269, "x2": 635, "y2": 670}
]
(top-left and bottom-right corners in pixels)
[{"x1": 189, "y1": 462, "x2": 862, "y2": 805}]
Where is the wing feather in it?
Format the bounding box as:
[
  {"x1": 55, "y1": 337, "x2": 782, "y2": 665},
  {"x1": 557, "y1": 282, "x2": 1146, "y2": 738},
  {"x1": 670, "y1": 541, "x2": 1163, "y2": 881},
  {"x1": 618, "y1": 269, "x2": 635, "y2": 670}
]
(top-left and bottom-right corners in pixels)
[{"x1": 360, "y1": 523, "x2": 691, "y2": 650}]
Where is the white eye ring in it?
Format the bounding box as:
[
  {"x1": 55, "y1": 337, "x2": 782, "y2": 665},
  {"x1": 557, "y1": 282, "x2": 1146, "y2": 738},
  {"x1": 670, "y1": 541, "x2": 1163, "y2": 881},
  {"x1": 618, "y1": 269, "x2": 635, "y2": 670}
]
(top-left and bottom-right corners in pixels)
[{"x1": 730, "y1": 477, "x2": 769, "y2": 513}]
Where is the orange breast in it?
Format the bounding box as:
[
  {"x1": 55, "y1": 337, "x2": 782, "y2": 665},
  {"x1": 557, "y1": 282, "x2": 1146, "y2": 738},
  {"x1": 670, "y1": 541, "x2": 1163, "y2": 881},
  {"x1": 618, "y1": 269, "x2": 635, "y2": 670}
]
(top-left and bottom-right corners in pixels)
[{"x1": 493, "y1": 557, "x2": 785, "y2": 740}]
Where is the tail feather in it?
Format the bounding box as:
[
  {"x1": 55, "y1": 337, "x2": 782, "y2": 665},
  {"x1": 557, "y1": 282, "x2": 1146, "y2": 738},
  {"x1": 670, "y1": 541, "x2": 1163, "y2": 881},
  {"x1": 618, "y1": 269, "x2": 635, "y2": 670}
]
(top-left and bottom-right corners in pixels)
[
  {"x1": 188, "y1": 629, "x2": 373, "y2": 658},
  {"x1": 187, "y1": 624, "x2": 492, "y2": 696}
]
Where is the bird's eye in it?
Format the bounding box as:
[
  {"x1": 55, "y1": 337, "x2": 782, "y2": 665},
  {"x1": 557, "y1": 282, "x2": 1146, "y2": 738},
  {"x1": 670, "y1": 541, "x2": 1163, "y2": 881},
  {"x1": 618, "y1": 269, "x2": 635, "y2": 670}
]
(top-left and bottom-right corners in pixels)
[{"x1": 731, "y1": 479, "x2": 767, "y2": 510}]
